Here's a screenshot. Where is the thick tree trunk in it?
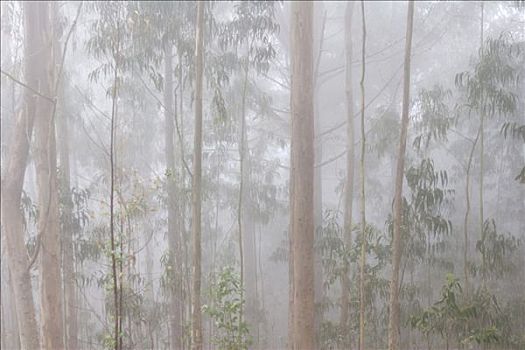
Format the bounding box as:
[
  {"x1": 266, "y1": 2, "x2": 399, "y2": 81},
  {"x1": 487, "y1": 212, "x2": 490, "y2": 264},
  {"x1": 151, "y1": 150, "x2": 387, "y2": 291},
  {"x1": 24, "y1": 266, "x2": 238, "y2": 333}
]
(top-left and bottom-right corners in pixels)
[
  {"x1": 1, "y1": 2, "x2": 55, "y2": 349},
  {"x1": 340, "y1": 2, "x2": 356, "y2": 340},
  {"x1": 34, "y1": 2, "x2": 64, "y2": 347},
  {"x1": 164, "y1": 41, "x2": 183, "y2": 350},
  {"x1": 387, "y1": 2, "x2": 415, "y2": 350},
  {"x1": 1, "y1": 253, "x2": 21, "y2": 350},
  {"x1": 191, "y1": 2, "x2": 204, "y2": 349},
  {"x1": 0, "y1": 6, "x2": 21, "y2": 349},
  {"x1": 290, "y1": 2, "x2": 315, "y2": 349}
]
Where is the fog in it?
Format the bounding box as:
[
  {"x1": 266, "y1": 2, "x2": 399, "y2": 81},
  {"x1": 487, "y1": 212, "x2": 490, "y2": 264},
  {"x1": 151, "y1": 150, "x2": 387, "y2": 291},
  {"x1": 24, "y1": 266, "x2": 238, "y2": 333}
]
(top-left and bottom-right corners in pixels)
[{"x1": 1, "y1": 1, "x2": 524, "y2": 350}]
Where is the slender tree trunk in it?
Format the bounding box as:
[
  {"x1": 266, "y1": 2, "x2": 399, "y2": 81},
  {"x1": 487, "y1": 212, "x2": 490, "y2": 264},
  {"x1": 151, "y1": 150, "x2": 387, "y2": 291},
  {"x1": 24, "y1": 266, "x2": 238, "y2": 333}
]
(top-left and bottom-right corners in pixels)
[
  {"x1": 313, "y1": 7, "x2": 326, "y2": 341},
  {"x1": 340, "y1": 2, "x2": 356, "y2": 342},
  {"x1": 191, "y1": 2, "x2": 204, "y2": 349},
  {"x1": 57, "y1": 75, "x2": 78, "y2": 350},
  {"x1": 463, "y1": 127, "x2": 480, "y2": 296},
  {"x1": 109, "y1": 18, "x2": 121, "y2": 350},
  {"x1": 164, "y1": 40, "x2": 183, "y2": 350},
  {"x1": 178, "y1": 54, "x2": 190, "y2": 350},
  {"x1": 238, "y1": 65, "x2": 248, "y2": 327},
  {"x1": 239, "y1": 64, "x2": 260, "y2": 339},
  {"x1": 290, "y1": 2, "x2": 315, "y2": 349},
  {"x1": 288, "y1": 201, "x2": 294, "y2": 350},
  {"x1": 358, "y1": 2, "x2": 367, "y2": 350},
  {"x1": 52, "y1": 7, "x2": 78, "y2": 349},
  {"x1": 387, "y1": 2, "x2": 415, "y2": 350},
  {"x1": 478, "y1": 1, "x2": 487, "y2": 288},
  {"x1": 0, "y1": 3, "x2": 45, "y2": 348}
]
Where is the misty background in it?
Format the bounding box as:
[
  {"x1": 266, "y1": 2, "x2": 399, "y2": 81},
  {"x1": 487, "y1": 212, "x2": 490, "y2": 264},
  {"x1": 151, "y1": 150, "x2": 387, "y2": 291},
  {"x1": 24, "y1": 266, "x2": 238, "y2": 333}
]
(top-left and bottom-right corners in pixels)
[{"x1": 1, "y1": 1, "x2": 524, "y2": 350}]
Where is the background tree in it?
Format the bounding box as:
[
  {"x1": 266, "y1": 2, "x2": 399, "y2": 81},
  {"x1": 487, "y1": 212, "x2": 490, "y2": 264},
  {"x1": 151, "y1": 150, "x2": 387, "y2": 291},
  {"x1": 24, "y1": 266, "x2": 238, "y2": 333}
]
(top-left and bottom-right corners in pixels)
[
  {"x1": 191, "y1": 2, "x2": 205, "y2": 349},
  {"x1": 388, "y1": 2, "x2": 415, "y2": 350},
  {"x1": 0, "y1": 2, "x2": 43, "y2": 348},
  {"x1": 289, "y1": 2, "x2": 315, "y2": 349}
]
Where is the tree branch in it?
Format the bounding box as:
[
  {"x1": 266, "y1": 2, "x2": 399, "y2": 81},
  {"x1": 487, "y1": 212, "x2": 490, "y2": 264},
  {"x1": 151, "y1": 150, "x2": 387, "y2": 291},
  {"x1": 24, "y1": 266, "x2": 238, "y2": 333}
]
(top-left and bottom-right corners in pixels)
[{"x1": 1, "y1": 69, "x2": 55, "y2": 103}]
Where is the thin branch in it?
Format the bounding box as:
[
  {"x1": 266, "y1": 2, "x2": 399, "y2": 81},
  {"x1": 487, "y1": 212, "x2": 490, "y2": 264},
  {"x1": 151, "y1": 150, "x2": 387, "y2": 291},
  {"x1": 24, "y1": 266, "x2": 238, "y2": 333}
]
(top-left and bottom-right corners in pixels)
[
  {"x1": 315, "y1": 149, "x2": 346, "y2": 168},
  {"x1": 1, "y1": 69, "x2": 55, "y2": 103},
  {"x1": 54, "y1": 1, "x2": 83, "y2": 92},
  {"x1": 318, "y1": 61, "x2": 403, "y2": 138}
]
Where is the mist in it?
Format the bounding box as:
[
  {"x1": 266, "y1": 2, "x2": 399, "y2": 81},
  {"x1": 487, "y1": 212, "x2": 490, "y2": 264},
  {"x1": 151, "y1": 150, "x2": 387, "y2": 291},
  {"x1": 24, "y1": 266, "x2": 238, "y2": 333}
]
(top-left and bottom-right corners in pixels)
[{"x1": 1, "y1": 1, "x2": 524, "y2": 350}]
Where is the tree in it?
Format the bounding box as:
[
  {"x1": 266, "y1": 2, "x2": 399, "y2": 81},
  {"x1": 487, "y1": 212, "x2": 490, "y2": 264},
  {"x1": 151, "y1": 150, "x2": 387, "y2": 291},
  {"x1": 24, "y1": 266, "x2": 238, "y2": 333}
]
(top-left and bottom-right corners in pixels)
[
  {"x1": 218, "y1": 1, "x2": 278, "y2": 332},
  {"x1": 86, "y1": 3, "x2": 130, "y2": 348},
  {"x1": 163, "y1": 36, "x2": 183, "y2": 350},
  {"x1": 340, "y1": 2, "x2": 356, "y2": 340},
  {"x1": 53, "y1": 3, "x2": 83, "y2": 349},
  {"x1": 358, "y1": 2, "x2": 367, "y2": 349},
  {"x1": 289, "y1": 2, "x2": 315, "y2": 349},
  {"x1": 203, "y1": 266, "x2": 252, "y2": 350},
  {"x1": 191, "y1": 2, "x2": 205, "y2": 349},
  {"x1": 0, "y1": 2, "x2": 43, "y2": 348},
  {"x1": 388, "y1": 2, "x2": 415, "y2": 350},
  {"x1": 33, "y1": 0, "x2": 65, "y2": 339}
]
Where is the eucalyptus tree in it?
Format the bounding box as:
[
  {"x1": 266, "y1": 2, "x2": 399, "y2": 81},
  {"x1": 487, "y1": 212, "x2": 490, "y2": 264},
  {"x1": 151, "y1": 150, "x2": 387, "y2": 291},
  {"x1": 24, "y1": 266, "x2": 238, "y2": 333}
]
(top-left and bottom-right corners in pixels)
[
  {"x1": 32, "y1": 2, "x2": 65, "y2": 347},
  {"x1": 358, "y1": 2, "x2": 367, "y2": 349},
  {"x1": 340, "y1": 2, "x2": 356, "y2": 339},
  {"x1": 52, "y1": 3, "x2": 83, "y2": 349},
  {"x1": 127, "y1": 2, "x2": 194, "y2": 347},
  {"x1": 86, "y1": 2, "x2": 134, "y2": 348},
  {"x1": 191, "y1": 2, "x2": 205, "y2": 349},
  {"x1": 388, "y1": 2, "x2": 415, "y2": 350},
  {"x1": 162, "y1": 15, "x2": 183, "y2": 350},
  {"x1": 218, "y1": 0, "x2": 278, "y2": 331},
  {"x1": 289, "y1": 2, "x2": 315, "y2": 349},
  {"x1": 455, "y1": 32, "x2": 522, "y2": 287},
  {"x1": 0, "y1": 2, "x2": 44, "y2": 348}
]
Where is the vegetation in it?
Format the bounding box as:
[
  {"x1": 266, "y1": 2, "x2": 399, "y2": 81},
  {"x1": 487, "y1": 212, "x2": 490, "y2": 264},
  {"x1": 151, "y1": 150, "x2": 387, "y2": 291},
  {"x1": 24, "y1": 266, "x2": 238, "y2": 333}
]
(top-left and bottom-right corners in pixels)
[{"x1": 1, "y1": 1, "x2": 524, "y2": 350}]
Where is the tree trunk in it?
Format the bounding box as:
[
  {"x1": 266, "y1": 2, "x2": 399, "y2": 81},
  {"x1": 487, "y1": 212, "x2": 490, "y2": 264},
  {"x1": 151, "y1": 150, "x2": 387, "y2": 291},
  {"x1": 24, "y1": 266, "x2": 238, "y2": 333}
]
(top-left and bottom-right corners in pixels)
[
  {"x1": 358, "y1": 2, "x2": 367, "y2": 349},
  {"x1": 0, "y1": 3, "x2": 45, "y2": 349},
  {"x1": 290, "y1": 2, "x2": 315, "y2": 349},
  {"x1": 57, "y1": 72, "x2": 78, "y2": 350},
  {"x1": 52, "y1": 6, "x2": 78, "y2": 349},
  {"x1": 340, "y1": 2, "x2": 356, "y2": 341},
  {"x1": 313, "y1": 6, "x2": 326, "y2": 342},
  {"x1": 191, "y1": 2, "x2": 204, "y2": 349},
  {"x1": 164, "y1": 40, "x2": 183, "y2": 350},
  {"x1": 34, "y1": 2, "x2": 64, "y2": 347},
  {"x1": 478, "y1": 1, "x2": 487, "y2": 288},
  {"x1": 0, "y1": 5, "x2": 22, "y2": 349},
  {"x1": 108, "y1": 16, "x2": 122, "y2": 350},
  {"x1": 1, "y1": 253, "x2": 21, "y2": 350},
  {"x1": 387, "y1": 2, "x2": 415, "y2": 350},
  {"x1": 239, "y1": 65, "x2": 260, "y2": 341},
  {"x1": 238, "y1": 65, "x2": 248, "y2": 328},
  {"x1": 288, "y1": 199, "x2": 294, "y2": 350},
  {"x1": 463, "y1": 127, "x2": 480, "y2": 296}
]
